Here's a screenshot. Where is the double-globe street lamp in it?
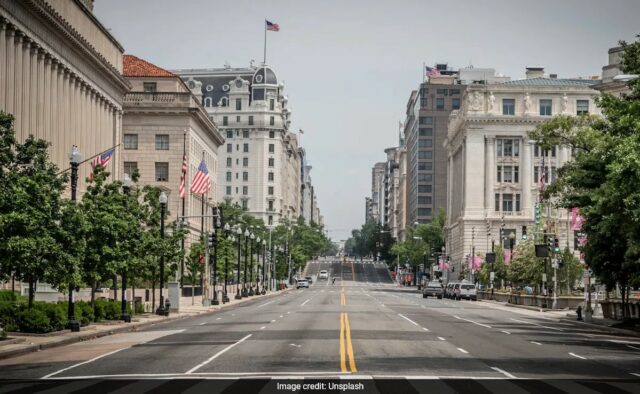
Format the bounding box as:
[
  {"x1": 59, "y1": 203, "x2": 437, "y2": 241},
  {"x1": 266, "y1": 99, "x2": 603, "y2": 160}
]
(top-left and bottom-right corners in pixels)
[
  {"x1": 223, "y1": 222, "x2": 232, "y2": 303},
  {"x1": 248, "y1": 231, "x2": 255, "y2": 296},
  {"x1": 67, "y1": 146, "x2": 81, "y2": 332},
  {"x1": 235, "y1": 225, "x2": 243, "y2": 299},
  {"x1": 211, "y1": 206, "x2": 222, "y2": 306},
  {"x1": 243, "y1": 228, "x2": 250, "y2": 297},
  {"x1": 156, "y1": 191, "x2": 168, "y2": 316},
  {"x1": 261, "y1": 239, "x2": 267, "y2": 295}
]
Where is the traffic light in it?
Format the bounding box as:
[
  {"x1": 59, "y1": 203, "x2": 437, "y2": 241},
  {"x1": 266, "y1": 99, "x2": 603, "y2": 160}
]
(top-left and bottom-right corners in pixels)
[
  {"x1": 553, "y1": 236, "x2": 560, "y2": 253},
  {"x1": 534, "y1": 204, "x2": 540, "y2": 224},
  {"x1": 207, "y1": 232, "x2": 216, "y2": 248},
  {"x1": 522, "y1": 225, "x2": 528, "y2": 240}
]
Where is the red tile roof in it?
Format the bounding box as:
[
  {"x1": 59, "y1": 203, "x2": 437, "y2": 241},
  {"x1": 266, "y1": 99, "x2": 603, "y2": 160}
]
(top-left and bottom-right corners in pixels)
[{"x1": 123, "y1": 55, "x2": 176, "y2": 78}]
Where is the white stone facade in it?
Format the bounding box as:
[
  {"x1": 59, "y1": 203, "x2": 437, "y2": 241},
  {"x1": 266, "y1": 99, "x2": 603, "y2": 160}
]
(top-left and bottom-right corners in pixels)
[{"x1": 444, "y1": 75, "x2": 601, "y2": 268}]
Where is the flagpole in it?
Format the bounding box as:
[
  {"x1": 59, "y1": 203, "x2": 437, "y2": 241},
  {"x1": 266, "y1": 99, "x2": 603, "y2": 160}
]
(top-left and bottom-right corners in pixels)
[
  {"x1": 422, "y1": 62, "x2": 426, "y2": 83},
  {"x1": 263, "y1": 19, "x2": 267, "y2": 64},
  {"x1": 180, "y1": 132, "x2": 186, "y2": 288}
]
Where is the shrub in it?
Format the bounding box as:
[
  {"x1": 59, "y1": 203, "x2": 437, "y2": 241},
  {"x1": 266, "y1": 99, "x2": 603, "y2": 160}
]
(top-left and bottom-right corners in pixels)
[
  {"x1": 0, "y1": 290, "x2": 17, "y2": 302},
  {"x1": 76, "y1": 301, "x2": 94, "y2": 326},
  {"x1": 104, "y1": 300, "x2": 121, "y2": 320},
  {"x1": 0, "y1": 301, "x2": 20, "y2": 332},
  {"x1": 18, "y1": 309, "x2": 51, "y2": 333},
  {"x1": 33, "y1": 303, "x2": 68, "y2": 331},
  {"x1": 134, "y1": 301, "x2": 145, "y2": 314}
]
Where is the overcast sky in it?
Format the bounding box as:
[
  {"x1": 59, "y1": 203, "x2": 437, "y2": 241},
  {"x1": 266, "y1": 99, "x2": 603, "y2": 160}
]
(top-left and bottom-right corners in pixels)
[{"x1": 94, "y1": 0, "x2": 639, "y2": 241}]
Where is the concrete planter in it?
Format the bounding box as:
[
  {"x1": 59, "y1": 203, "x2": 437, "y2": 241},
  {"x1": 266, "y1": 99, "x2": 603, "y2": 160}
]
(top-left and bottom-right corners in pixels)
[{"x1": 478, "y1": 291, "x2": 583, "y2": 309}]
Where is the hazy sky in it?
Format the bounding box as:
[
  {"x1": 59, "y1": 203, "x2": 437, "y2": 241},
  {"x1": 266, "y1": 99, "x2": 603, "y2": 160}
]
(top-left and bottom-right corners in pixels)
[{"x1": 94, "y1": 0, "x2": 639, "y2": 241}]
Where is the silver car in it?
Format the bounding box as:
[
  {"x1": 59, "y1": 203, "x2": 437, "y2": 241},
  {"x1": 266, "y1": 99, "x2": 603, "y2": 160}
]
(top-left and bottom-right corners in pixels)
[{"x1": 296, "y1": 279, "x2": 309, "y2": 289}]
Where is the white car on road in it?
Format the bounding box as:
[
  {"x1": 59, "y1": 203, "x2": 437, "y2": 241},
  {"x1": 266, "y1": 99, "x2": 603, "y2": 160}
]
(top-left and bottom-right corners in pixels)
[
  {"x1": 296, "y1": 279, "x2": 310, "y2": 289},
  {"x1": 319, "y1": 270, "x2": 328, "y2": 279}
]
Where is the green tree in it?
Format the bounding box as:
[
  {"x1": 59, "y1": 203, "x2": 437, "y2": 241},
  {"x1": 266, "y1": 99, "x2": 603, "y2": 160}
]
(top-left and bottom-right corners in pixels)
[
  {"x1": 529, "y1": 35, "x2": 640, "y2": 319},
  {"x1": 185, "y1": 240, "x2": 205, "y2": 305},
  {"x1": 0, "y1": 113, "x2": 67, "y2": 308}
]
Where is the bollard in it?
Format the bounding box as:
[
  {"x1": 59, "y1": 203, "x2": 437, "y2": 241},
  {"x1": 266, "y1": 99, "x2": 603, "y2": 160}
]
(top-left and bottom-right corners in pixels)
[
  {"x1": 164, "y1": 299, "x2": 171, "y2": 316},
  {"x1": 576, "y1": 305, "x2": 583, "y2": 321}
]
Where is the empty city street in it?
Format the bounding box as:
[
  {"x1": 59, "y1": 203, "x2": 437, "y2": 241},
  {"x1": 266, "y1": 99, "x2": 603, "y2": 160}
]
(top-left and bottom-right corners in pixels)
[{"x1": 1, "y1": 261, "x2": 639, "y2": 392}]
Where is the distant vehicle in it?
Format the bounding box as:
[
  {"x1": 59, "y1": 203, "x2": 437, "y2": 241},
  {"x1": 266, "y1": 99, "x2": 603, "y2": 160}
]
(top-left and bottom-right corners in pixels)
[
  {"x1": 458, "y1": 283, "x2": 477, "y2": 301},
  {"x1": 444, "y1": 282, "x2": 460, "y2": 299},
  {"x1": 319, "y1": 270, "x2": 329, "y2": 279},
  {"x1": 305, "y1": 276, "x2": 313, "y2": 284},
  {"x1": 296, "y1": 279, "x2": 309, "y2": 289},
  {"x1": 422, "y1": 281, "x2": 443, "y2": 299}
]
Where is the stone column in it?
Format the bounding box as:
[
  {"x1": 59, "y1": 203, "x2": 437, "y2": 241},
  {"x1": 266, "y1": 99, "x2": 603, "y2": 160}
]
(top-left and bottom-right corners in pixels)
[
  {"x1": 36, "y1": 48, "x2": 45, "y2": 139},
  {"x1": 43, "y1": 55, "x2": 51, "y2": 144},
  {"x1": 14, "y1": 33, "x2": 25, "y2": 136},
  {"x1": 0, "y1": 22, "x2": 6, "y2": 110},
  {"x1": 28, "y1": 42, "x2": 38, "y2": 138},
  {"x1": 4, "y1": 27, "x2": 16, "y2": 115},
  {"x1": 522, "y1": 140, "x2": 533, "y2": 215},
  {"x1": 485, "y1": 136, "x2": 495, "y2": 212}
]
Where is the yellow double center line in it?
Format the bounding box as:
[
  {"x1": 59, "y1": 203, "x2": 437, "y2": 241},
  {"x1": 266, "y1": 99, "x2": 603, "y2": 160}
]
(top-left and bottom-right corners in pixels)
[{"x1": 339, "y1": 287, "x2": 357, "y2": 372}]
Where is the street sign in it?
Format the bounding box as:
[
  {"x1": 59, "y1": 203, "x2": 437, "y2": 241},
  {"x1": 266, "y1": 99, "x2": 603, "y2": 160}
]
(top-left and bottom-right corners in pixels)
[
  {"x1": 490, "y1": 272, "x2": 495, "y2": 281},
  {"x1": 552, "y1": 259, "x2": 559, "y2": 269},
  {"x1": 542, "y1": 273, "x2": 547, "y2": 282}
]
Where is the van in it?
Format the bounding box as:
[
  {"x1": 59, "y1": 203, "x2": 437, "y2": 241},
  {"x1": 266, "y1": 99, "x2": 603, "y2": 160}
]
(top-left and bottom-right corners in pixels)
[
  {"x1": 458, "y1": 283, "x2": 477, "y2": 300},
  {"x1": 445, "y1": 282, "x2": 459, "y2": 299}
]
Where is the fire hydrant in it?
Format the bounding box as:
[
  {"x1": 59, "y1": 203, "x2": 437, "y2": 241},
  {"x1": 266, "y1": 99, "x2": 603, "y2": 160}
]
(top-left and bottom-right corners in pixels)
[{"x1": 576, "y1": 305, "x2": 583, "y2": 321}]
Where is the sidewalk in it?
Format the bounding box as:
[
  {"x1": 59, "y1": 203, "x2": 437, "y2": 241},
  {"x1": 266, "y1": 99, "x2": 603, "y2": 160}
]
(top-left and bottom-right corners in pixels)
[
  {"x1": 478, "y1": 298, "x2": 640, "y2": 337},
  {"x1": 0, "y1": 288, "x2": 290, "y2": 360}
]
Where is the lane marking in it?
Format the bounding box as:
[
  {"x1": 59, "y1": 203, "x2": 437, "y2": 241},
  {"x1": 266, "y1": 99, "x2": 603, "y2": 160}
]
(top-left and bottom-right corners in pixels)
[
  {"x1": 510, "y1": 318, "x2": 563, "y2": 331},
  {"x1": 199, "y1": 322, "x2": 206, "y2": 326},
  {"x1": 280, "y1": 315, "x2": 283, "y2": 318},
  {"x1": 530, "y1": 341, "x2": 542, "y2": 346},
  {"x1": 287, "y1": 311, "x2": 291, "y2": 314},
  {"x1": 344, "y1": 313, "x2": 357, "y2": 372},
  {"x1": 42, "y1": 347, "x2": 127, "y2": 379},
  {"x1": 216, "y1": 317, "x2": 221, "y2": 320},
  {"x1": 454, "y1": 315, "x2": 492, "y2": 329},
  {"x1": 630, "y1": 373, "x2": 640, "y2": 377},
  {"x1": 490, "y1": 367, "x2": 517, "y2": 379},
  {"x1": 457, "y1": 348, "x2": 469, "y2": 354},
  {"x1": 271, "y1": 320, "x2": 276, "y2": 323},
  {"x1": 569, "y1": 352, "x2": 586, "y2": 360},
  {"x1": 438, "y1": 337, "x2": 446, "y2": 341},
  {"x1": 422, "y1": 327, "x2": 430, "y2": 332},
  {"x1": 627, "y1": 345, "x2": 640, "y2": 351},
  {"x1": 398, "y1": 314, "x2": 419, "y2": 326},
  {"x1": 340, "y1": 312, "x2": 347, "y2": 372},
  {"x1": 185, "y1": 334, "x2": 252, "y2": 374},
  {"x1": 258, "y1": 300, "x2": 275, "y2": 308},
  {"x1": 260, "y1": 326, "x2": 266, "y2": 330},
  {"x1": 301, "y1": 299, "x2": 311, "y2": 306},
  {"x1": 501, "y1": 330, "x2": 511, "y2": 335}
]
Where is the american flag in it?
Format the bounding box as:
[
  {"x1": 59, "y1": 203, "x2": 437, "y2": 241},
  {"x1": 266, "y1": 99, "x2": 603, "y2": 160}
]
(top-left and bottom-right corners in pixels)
[
  {"x1": 426, "y1": 66, "x2": 441, "y2": 78},
  {"x1": 539, "y1": 156, "x2": 546, "y2": 191},
  {"x1": 179, "y1": 154, "x2": 187, "y2": 199},
  {"x1": 266, "y1": 20, "x2": 280, "y2": 31},
  {"x1": 89, "y1": 148, "x2": 115, "y2": 180},
  {"x1": 190, "y1": 160, "x2": 211, "y2": 195}
]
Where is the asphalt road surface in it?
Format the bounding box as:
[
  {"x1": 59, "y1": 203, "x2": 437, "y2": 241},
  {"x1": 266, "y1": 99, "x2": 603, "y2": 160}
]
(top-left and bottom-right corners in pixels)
[{"x1": 1, "y1": 260, "x2": 640, "y2": 389}]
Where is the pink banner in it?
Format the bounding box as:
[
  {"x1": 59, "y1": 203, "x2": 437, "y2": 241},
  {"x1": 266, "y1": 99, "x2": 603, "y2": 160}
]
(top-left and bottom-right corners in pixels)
[
  {"x1": 468, "y1": 255, "x2": 482, "y2": 272},
  {"x1": 570, "y1": 208, "x2": 585, "y2": 231},
  {"x1": 438, "y1": 257, "x2": 449, "y2": 271},
  {"x1": 504, "y1": 249, "x2": 511, "y2": 265}
]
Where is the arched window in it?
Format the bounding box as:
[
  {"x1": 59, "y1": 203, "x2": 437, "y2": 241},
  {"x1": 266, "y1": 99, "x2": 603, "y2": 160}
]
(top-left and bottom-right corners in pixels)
[
  {"x1": 221, "y1": 97, "x2": 228, "y2": 107},
  {"x1": 204, "y1": 97, "x2": 212, "y2": 107}
]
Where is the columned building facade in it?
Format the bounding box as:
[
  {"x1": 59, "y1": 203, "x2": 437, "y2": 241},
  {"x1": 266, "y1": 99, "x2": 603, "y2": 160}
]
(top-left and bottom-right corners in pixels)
[
  {"x1": 174, "y1": 65, "x2": 302, "y2": 226},
  {"x1": 0, "y1": 0, "x2": 129, "y2": 194},
  {"x1": 444, "y1": 71, "x2": 601, "y2": 269}
]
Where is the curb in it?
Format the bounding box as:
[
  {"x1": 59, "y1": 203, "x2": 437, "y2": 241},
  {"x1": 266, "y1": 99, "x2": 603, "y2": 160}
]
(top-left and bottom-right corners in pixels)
[{"x1": 0, "y1": 289, "x2": 291, "y2": 361}]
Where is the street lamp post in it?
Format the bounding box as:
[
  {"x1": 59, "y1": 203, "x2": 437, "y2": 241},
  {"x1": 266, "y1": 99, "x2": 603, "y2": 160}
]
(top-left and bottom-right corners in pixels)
[
  {"x1": 243, "y1": 229, "x2": 250, "y2": 297},
  {"x1": 235, "y1": 226, "x2": 243, "y2": 299},
  {"x1": 156, "y1": 192, "x2": 168, "y2": 315},
  {"x1": 248, "y1": 233, "x2": 255, "y2": 296},
  {"x1": 211, "y1": 207, "x2": 221, "y2": 306},
  {"x1": 67, "y1": 146, "x2": 81, "y2": 332},
  {"x1": 223, "y1": 223, "x2": 231, "y2": 303},
  {"x1": 262, "y1": 239, "x2": 267, "y2": 295},
  {"x1": 255, "y1": 236, "x2": 261, "y2": 294},
  {"x1": 121, "y1": 174, "x2": 132, "y2": 323}
]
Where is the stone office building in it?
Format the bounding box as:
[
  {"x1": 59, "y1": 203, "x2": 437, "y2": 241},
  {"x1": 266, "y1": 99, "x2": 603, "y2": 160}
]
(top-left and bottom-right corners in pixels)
[
  {"x1": 0, "y1": 0, "x2": 129, "y2": 193},
  {"x1": 174, "y1": 64, "x2": 301, "y2": 226},
  {"x1": 444, "y1": 68, "x2": 601, "y2": 269}
]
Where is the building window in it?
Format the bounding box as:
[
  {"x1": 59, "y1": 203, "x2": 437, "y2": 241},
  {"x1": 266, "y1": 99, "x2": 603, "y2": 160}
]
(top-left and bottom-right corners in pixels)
[
  {"x1": 497, "y1": 165, "x2": 502, "y2": 182},
  {"x1": 243, "y1": 186, "x2": 248, "y2": 195},
  {"x1": 418, "y1": 116, "x2": 433, "y2": 125},
  {"x1": 268, "y1": 200, "x2": 274, "y2": 211},
  {"x1": 242, "y1": 200, "x2": 248, "y2": 209},
  {"x1": 418, "y1": 173, "x2": 433, "y2": 182},
  {"x1": 226, "y1": 171, "x2": 232, "y2": 182},
  {"x1": 418, "y1": 196, "x2": 432, "y2": 204},
  {"x1": 221, "y1": 97, "x2": 228, "y2": 107},
  {"x1": 503, "y1": 166, "x2": 513, "y2": 182},
  {"x1": 268, "y1": 186, "x2": 274, "y2": 195},
  {"x1": 143, "y1": 82, "x2": 157, "y2": 92},
  {"x1": 436, "y1": 98, "x2": 445, "y2": 110},
  {"x1": 236, "y1": 98, "x2": 242, "y2": 111},
  {"x1": 226, "y1": 130, "x2": 233, "y2": 138},
  {"x1": 123, "y1": 161, "x2": 137, "y2": 176},
  {"x1": 268, "y1": 158, "x2": 274, "y2": 167},
  {"x1": 226, "y1": 186, "x2": 231, "y2": 195},
  {"x1": 223, "y1": 116, "x2": 228, "y2": 126},
  {"x1": 243, "y1": 172, "x2": 248, "y2": 181},
  {"x1": 418, "y1": 185, "x2": 432, "y2": 193},
  {"x1": 269, "y1": 131, "x2": 275, "y2": 138},
  {"x1": 243, "y1": 130, "x2": 249, "y2": 138},
  {"x1": 270, "y1": 116, "x2": 275, "y2": 126},
  {"x1": 124, "y1": 134, "x2": 138, "y2": 150},
  {"x1": 418, "y1": 208, "x2": 432, "y2": 216},
  {"x1": 418, "y1": 151, "x2": 432, "y2": 160},
  {"x1": 243, "y1": 157, "x2": 248, "y2": 167},
  {"x1": 539, "y1": 99, "x2": 552, "y2": 116},
  {"x1": 268, "y1": 172, "x2": 274, "y2": 181},
  {"x1": 418, "y1": 139, "x2": 433, "y2": 148},
  {"x1": 419, "y1": 128, "x2": 433, "y2": 137},
  {"x1": 452, "y1": 98, "x2": 460, "y2": 110},
  {"x1": 418, "y1": 162, "x2": 433, "y2": 171},
  {"x1": 269, "y1": 99, "x2": 275, "y2": 111},
  {"x1": 236, "y1": 116, "x2": 240, "y2": 123},
  {"x1": 268, "y1": 216, "x2": 273, "y2": 225},
  {"x1": 269, "y1": 144, "x2": 275, "y2": 153},
  {"x1": 502, "y1": 193, "x2": 513, "y2": 212},
  {"x1": 226, "y1": 157, "x2": 232, "y2": 167},
  {"x1": 577, "y1": 100, "x2": 589, "y2": 115},
  {"x1": 436, "y1": 88, "x2": 447, "y2": 95},
  {"x1": 226, "y1": 143, "x2": 232, "y2": 153},
  {"x1": 514, "y1": 166, "x2": 519, "y2": 183},
  {"x1": 248, "y1": 116, "x2": 254, "y2": 125},
  {"x1": 503, "y1": 99, "x2": 515, "y2": 115},
  {"x1": 515, "y1": 194, "x2": 521, "y2": 211},
  {"x1": 155, "y1": 134, "x2": 169, "y2": 150},
  {"x1": 155, "y1": 162, "x2": 169, "y2": 182},
  {"x1": 243, "y1": 143, "x2": 249, "y2": 153},
  {"x1": 450, "y1": 89, "x2": 460, "y2": 95},
  {"x1": 495, "y1": 193, "x2": 500, "y2": 212},
  {"x1": 496, "y1": 138, "x2": 519, "y2": 157}
]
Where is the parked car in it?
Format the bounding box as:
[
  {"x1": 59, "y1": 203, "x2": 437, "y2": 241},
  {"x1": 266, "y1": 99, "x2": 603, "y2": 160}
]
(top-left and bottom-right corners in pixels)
[
  {"x1": 305, "y1": 276, "x2": 313, "y2": 284},
  {"x1": 319, "y1": 270, "x2": 329, "y2": 279},
  {"x1": 458, "y1": 283, "x2": 477, "y2": 300},
  {"x1": 422, "y1": 281, "x2": 443, "y2": 299},
  {"x1": 296, "y1": 279, "x2": 309, "y2": 289},
  {"x1": 444, "y1": 282, "x2": 459, "y2": 299}
]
